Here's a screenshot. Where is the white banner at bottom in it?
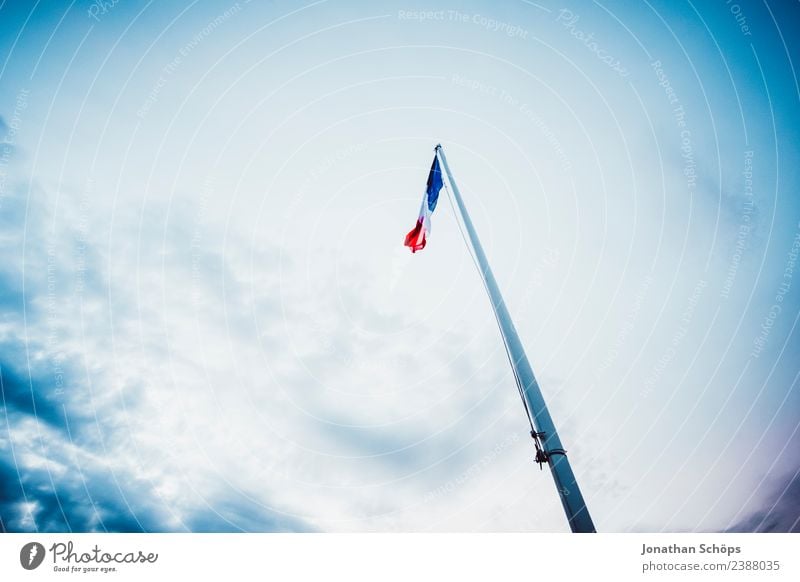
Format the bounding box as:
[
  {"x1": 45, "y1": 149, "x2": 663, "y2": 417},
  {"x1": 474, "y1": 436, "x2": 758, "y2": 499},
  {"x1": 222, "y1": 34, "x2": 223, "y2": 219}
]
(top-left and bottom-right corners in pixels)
[{"x1": 1, "y1": 533, "x2": 797, "y2": 581}]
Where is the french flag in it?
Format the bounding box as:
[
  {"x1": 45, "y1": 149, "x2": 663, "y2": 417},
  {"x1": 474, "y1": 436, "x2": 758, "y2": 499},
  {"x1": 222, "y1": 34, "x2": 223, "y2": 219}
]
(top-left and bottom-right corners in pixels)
[{"x1": 404, "y1": 154, "x2": 444, "y2": 253}]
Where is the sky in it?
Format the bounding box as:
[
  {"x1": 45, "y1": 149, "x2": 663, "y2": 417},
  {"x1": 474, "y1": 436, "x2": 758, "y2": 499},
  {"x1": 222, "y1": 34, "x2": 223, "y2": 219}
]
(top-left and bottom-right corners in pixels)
[{"x1": 0, "y1": 0, "x2": 798, "y2": 533}]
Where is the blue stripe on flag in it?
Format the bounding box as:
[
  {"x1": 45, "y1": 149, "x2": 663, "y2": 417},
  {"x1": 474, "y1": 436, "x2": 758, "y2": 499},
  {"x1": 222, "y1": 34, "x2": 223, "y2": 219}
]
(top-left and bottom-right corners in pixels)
[{"x1": 426, "y1": 156, "x2": 443, "y2": 212}]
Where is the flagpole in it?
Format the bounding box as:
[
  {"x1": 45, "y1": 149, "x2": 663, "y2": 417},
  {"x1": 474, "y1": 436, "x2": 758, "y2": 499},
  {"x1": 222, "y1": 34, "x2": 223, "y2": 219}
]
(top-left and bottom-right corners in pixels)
[{"x1": 435, "y1": 144, "x2": 596, "y2": 533}]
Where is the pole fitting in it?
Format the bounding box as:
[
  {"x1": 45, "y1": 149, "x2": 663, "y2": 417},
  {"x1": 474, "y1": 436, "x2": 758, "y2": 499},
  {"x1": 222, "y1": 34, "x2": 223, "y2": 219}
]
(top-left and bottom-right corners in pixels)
[
  {"x1": 531, "y1": 430, "x2": 547, "y2": 470},
  {"x1": 530, "y1": 431, "x2": 567, "y2": 469}
]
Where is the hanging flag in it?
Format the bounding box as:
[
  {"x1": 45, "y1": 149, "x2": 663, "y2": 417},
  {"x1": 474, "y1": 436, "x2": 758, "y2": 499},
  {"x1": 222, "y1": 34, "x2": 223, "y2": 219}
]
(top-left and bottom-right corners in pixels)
[{"x1": 404, "y1": 154, "x2": 444, "y2": 252}]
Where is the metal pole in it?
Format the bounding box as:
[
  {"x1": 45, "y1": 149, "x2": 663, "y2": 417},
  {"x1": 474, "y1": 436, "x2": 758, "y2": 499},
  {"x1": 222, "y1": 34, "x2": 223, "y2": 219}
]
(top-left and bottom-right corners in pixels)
[{"x1": 435, "y1": 144, "x2": 595, "y2": 533}]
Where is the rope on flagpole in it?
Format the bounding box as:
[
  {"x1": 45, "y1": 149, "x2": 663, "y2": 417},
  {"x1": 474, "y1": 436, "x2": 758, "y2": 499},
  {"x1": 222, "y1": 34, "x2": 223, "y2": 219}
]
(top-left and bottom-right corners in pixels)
[
  {"x1": 438, "y1": 150, "x2": 536, "y2": 436},
  {"x1": 434, "y1": 144, "x2": 596, "y2": 532}
]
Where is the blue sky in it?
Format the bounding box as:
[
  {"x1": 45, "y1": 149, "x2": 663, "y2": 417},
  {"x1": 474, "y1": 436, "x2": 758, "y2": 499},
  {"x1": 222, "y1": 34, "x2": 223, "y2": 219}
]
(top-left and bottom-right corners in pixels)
[{"x1": 1, "y1": 0, "x2": 799, "y2": 532}]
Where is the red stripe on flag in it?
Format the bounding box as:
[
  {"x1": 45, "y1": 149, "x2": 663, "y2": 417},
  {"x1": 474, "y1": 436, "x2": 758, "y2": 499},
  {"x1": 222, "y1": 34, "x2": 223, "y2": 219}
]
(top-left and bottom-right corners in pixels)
[{"x1": 404, "y1": 218, "x2": 426, "y2": 253}]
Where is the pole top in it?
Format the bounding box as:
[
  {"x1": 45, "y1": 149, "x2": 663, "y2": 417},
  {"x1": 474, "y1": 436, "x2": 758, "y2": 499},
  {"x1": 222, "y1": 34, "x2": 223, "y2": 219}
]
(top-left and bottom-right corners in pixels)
[{"x1": 434, "y1": 143, "x2": 442, "y2": 151}]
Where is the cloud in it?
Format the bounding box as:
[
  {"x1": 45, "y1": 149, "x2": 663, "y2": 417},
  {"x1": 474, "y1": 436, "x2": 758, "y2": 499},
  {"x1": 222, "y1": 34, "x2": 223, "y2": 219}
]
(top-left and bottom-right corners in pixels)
[
  {"x1": 0, "y1": 408, "x2": 160, "y2": 532},
  {"x1": 0, "y1": 359, "x2": 73, "y2": 437},
  {"x1": 0, "y1": 158, "x2": 531, "y2": 531},
  {"x1": 185, "y1": 494, "x2": 313, "y2": 533},
  {"x1": 725, "y1": 469, "x2": 800, "y2": 533},
  {"x1": 0, "y1": 412, "x2": 313, "y2": 532},
  {"x1": 0, "y1": 166, "x2": 323, "y2": 531}
]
